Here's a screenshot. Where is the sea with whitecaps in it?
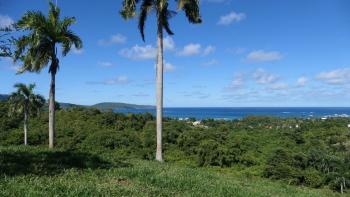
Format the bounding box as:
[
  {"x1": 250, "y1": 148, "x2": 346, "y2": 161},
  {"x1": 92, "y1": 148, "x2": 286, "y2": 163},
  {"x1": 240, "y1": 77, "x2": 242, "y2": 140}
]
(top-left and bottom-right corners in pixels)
[{"x1": 113, "y1": 107, "x2": 350, "y2": 120}]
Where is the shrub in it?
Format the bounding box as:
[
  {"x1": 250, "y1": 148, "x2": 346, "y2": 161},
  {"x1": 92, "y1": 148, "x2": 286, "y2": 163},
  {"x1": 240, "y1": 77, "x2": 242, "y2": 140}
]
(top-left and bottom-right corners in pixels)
[
  {"x1": 264, "y1": 149, "x2": 302, "y2": 184},
  {"x1": 197, "y1": 139, "x2": 236, "y2": 167},
  {"x1": 303, "y1": 168, "x2": 324, "y2": 188}
]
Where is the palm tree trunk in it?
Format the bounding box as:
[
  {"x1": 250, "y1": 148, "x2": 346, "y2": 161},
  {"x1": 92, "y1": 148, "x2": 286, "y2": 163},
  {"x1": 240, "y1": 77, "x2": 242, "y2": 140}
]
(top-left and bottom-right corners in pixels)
[
  {"x1": 155, "y1": 14, "x2": 164, "y2": 162},
  {"x1": 49, "y1": 71, "x2": 56, "y2": 148},
  {"x1": 24, "y1": 109, "x2": 28, "y2": 145}
]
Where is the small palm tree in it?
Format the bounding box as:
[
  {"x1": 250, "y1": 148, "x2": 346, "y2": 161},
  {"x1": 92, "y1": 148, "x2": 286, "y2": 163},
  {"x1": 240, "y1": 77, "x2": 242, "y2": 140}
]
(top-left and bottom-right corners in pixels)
[
  {"x1": 120, "y1": 0, "x2": 201, "y2": 162},
  {"x1": 13, "y1": 1, "x2": 82, "y2": 148},
  {"x1": 8, "y1": 83, "x2": 45, "y2": 145}
]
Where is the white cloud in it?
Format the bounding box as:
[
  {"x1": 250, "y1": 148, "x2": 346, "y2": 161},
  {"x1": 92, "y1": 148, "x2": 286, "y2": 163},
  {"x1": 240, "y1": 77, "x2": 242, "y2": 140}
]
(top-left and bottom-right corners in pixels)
[
  {"x1": 246, "y1": 50, "x2": 283, "y2": 63},
  {"x1": 230, "y1": 73, "x2": 244, "y2": 89},
  {"x1": 205, "y1": 0, "x2": 227, "y2": 3},
  {"x1": 154, "y1": 61, "x2": 176, "y2": 72},
  {"x1": 9, "y1": 65, "x2": 20, "y2": 72},
  {"x1": 316, "y1": 68, "x2": 350, "y2": 85},
  {"x1": 0, "y1": 15, "x2": 14, "y2": 28},
  {"x1": 87, "y1": 76, "x2": 130, "y2": 85},
  {"x1": 177, "y1": 43, "x2": 201, "y2": 56},
  {"x1": 163, "y1": 36, "x2": 175, "y2": 51},
  {"x1": 218, "y1": 11, "x2": 246, "y2": 25},
  {"x1": 71, "y1": 45, "x2": 83, "y2": 54},
  {"x1": 181, "y1": 91, "x2": 210, "y2": 99},
  {"x1": 98, "y1": 61, "x2": 113, "y2": 67},
  {"x1": 253, "y1": 69, "x2": 279, "y2": 84},
  {"x1": 0, "y1": 57, "x2": 20, "y2": 72},
  {"x1": 104, "y1": 76, "x2": 129, "y2": 85},
  {"x1": 269, "y1": 82, "x2": 288, "y2": 90},
  {"x1": 98, "y1": 34, "x2": 127, "y2": 46},
  {"x1": 296, "y1": 76, "x2": 308, "y2": 87},
  {"x1": 119, "y1": 44, "x2": 157, "y2": 60},
  {"x1": 203, "y1": 45, "x2": 215, "y2": 56},
  {"x1": 164, "y1": 62, "x2": 175, "y2": 72},
  {"x1": 177, "y1": 43, "x2": 215, "y2": 56}
]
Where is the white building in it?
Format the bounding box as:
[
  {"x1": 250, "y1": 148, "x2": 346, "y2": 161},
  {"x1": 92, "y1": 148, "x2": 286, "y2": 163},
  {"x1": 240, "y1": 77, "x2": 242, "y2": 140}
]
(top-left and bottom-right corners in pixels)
[{"x1": 193, "y1": 121, "x2": 201, "y2": 126}]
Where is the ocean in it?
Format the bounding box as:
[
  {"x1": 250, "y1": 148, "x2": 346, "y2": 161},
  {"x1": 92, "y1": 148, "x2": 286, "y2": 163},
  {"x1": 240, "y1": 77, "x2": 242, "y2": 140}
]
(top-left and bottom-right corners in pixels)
[{"x1": 114, "y1": 107, "x2": 350, "y2": 120}]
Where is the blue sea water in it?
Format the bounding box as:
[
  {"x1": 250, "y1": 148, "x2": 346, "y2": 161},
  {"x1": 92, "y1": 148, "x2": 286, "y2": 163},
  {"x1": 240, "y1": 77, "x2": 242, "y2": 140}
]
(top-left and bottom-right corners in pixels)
[{"x1": 114, "y1": 107, "x2": 350, "y2": 120}]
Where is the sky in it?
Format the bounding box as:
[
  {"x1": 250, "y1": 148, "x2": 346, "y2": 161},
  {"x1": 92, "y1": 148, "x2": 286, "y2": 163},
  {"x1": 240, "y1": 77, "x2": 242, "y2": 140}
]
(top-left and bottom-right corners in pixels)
[{"x1": 0, "y1": 0, "x2": 350, "y2": 107}]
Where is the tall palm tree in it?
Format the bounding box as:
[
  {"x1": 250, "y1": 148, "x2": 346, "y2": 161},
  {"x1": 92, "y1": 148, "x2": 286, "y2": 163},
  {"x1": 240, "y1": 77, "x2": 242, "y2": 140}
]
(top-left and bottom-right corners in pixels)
[
  {"x1": 120, "y1": 0, "x2": 201, "y2": 162},
  {"x1": 13, "y1": 1, "x2": 82, "y2": 148},
  {"x1": 8, "y1": 83, "x2": 45, "y2": 145}
]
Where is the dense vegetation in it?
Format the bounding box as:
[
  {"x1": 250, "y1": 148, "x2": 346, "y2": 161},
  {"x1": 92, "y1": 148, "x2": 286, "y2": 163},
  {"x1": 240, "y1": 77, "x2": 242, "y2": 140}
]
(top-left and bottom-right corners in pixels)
[{"x1": 0, "y1": 100, "x2": 349, "y2": 195}]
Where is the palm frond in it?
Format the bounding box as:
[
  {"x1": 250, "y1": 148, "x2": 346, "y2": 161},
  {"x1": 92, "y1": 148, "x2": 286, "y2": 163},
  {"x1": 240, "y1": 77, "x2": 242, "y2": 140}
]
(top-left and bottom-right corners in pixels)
[
  {"x1": 120, "y1": 0, "x2": 140, "y2": 19},
  {"x1": 161, "y1": 4, "x2": 175, "y2": 36},
  {"x1": 58, "y1": 30, "x2": 82, "y2": 56},
  {"x1": 138, "y1": 0, "x2": 154, "y2": 41},
  {"x1": 176, "y1": 0, "x2": 202, "y2": 23},
  {"x1": 48, "y1": 1, "x2": 60, "y2": 26},
  {"x1": 16, "y1": 11, "x2": 47, "y2": 31}
]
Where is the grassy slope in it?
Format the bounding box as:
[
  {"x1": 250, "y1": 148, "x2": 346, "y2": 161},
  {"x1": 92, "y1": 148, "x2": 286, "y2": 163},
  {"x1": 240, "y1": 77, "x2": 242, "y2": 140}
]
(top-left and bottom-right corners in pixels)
[{"x1": 0, "y1": 146, "x2": 341, "y2": 197}]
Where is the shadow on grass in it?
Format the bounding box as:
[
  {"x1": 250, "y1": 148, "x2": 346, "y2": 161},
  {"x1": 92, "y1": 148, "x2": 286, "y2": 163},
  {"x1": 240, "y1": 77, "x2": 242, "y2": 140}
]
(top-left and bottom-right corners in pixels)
[{"x1": 0, "y1": 148, "x2": 131, "y2": 176}]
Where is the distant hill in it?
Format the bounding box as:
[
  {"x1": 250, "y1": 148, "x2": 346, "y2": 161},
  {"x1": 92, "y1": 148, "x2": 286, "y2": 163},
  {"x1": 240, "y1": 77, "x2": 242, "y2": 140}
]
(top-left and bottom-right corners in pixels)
[
  {"x1": 0, "y1": 94, "x2": 9, "y2": 101},
  {"x1": 91, "y1": 102, "x2": 154, "y2": 111},
  {"x1": 0, "y1": 94, "x2": 153, "y2": 110},
  {"x1": 59, "y1": 102, "x2": 86, "y2": 109}
]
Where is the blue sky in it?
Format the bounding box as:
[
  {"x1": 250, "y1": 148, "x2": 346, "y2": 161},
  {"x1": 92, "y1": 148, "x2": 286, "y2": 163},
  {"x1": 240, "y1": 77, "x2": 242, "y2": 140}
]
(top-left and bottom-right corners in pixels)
[{"x1": 0, "y1": 0, "x2": 350, "y2": 107}]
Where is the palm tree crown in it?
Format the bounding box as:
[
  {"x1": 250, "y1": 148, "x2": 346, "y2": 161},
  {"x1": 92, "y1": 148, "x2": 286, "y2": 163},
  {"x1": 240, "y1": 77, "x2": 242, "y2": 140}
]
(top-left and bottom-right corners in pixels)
[
  {"x1": 13, "y1": 1, "x2": 82, "y2": 74},
  {"x1": 120, "y1": 0, "x2": 201, "y2": 41},
  {"x1": 8, "y1": 83, "x2": 45, "y2": 116}
]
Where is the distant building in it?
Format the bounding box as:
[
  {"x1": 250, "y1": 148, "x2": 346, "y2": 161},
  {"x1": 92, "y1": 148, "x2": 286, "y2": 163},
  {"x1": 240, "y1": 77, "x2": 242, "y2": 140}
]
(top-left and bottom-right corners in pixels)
[{"x1": 193, "y1": 121, "x2": 201, "y2": 126}]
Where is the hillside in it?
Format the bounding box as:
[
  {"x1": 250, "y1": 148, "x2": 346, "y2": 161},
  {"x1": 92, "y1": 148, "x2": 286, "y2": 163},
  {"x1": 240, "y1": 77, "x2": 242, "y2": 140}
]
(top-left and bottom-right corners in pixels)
[
  {"x1": 58, "y1": 102, "x2": 86, "y2": 109},
  {"x1": 0, "y1": 146, "x2": 340, "y2": 197}
]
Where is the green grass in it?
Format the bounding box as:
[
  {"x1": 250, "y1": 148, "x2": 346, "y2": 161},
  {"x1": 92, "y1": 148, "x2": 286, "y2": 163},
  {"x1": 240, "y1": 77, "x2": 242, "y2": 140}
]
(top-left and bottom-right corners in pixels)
[{"x1": 0, "y1": 146, "x2": 342, "y2": 197}]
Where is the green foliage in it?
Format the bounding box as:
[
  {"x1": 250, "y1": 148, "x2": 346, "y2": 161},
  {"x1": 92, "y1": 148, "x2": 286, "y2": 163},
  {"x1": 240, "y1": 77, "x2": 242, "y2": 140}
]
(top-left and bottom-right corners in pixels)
[
  {"x1": 197, "y1": 139, "x2": 236, "y2": 167},
  {"x1": 0, "y1": 146, "x2": 112, "y2": 176},
  {"x1": 264, "y1": 149, "x2": 302, "y2": 184},
  {"x1": 303, "y1": 168, "x2": 324, "y2": 188},
  {"x1": 0, "y1": 104, "x2": 349, "y2": 193}
]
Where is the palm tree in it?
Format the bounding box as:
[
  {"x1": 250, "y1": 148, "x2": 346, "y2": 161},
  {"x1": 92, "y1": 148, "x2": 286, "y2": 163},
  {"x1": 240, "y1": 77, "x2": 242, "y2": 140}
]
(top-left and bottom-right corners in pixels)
[
  {"x1": 13, "y1": 1, "x2": 82, "y2": 148},
  {"x1": 8, "y1": 83, "x2": 45, "y2": 145},
  {"x1": 120, "y1": 0, "x2": 201, "y2": 162}
]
